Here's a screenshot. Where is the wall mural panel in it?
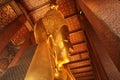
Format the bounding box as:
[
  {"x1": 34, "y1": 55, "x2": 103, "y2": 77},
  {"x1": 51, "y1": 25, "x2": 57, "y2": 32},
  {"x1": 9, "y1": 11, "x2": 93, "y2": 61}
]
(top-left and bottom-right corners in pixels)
[
  {"x1": 72, "y1": 43, "x2": 88, "y2": 55},
  {"x1": 65, "y1": 15, "x2": 81, "y2": 32},
  {"x1": 0, "y1": 25, "x2": 29, "y2": 73},
  {"x1": 57, "y1": 0, "x2": 77, "y2": 17},
  {"x1": 0, "y1": 41, "x2": 19, "y2": 73},
  {"x1": 11, "y1": 25, "x2": 29, "y2": 46},
  {"x1": 69, "y1": 31, "x2": 86, "y2": 45},
  {"x1": 0, "y1": 0, "x2": 10, "y2": 6}
]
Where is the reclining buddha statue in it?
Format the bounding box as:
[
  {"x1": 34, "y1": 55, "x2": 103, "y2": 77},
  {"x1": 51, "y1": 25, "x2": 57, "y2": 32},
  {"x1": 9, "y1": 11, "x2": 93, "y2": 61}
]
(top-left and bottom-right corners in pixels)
[{"x1": 25, "y1": 4, "x2": 75, "y2": 80}]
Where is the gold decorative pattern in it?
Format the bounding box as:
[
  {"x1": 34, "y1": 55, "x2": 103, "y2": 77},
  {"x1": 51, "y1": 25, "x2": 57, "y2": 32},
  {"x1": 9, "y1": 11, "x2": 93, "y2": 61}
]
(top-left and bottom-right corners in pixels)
[
  {"x1": 69, "y1": 60, "x2": 91, "y2": 69},
  {"x1": 69, "y1": 52, "x2": 89, "y2": 62},
  {"x1": 0, "y1": 4, "x2": 17, "y2": 29},
  {"x1": 72, "y1": 43, "x2": 88, "y2": 55},
  {"x1": 69, "y1": 31, "x2": 86, "y2": 44},
  {"x1": 57, "y1": 0, "x2": 77, "y2": 17},
  {"x1": 65, "y1": 15, "x2": 81, "y2": 32},
  {"x1": 71, "y1": 65, "x2": 92, "y2": 73}
]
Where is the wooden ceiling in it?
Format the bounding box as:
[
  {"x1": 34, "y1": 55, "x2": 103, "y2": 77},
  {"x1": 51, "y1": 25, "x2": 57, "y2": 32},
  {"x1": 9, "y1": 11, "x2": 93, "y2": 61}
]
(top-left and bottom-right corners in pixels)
[
  {"x1": 0, "y1": 4, "x2": 17, "y2": 29},
  {"x1": 5, "y1": 0, "x2": 79, "y2": 46},
  {"x1": 0, "y1": 0, "x2": 79, "y2": 46}
]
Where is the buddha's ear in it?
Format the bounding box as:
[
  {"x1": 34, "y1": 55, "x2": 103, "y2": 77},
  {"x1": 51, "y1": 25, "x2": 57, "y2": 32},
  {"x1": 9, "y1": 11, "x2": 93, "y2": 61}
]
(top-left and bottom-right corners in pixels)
[{"x1": 34, "y1": 19, "x2": 48, "y2": 44}]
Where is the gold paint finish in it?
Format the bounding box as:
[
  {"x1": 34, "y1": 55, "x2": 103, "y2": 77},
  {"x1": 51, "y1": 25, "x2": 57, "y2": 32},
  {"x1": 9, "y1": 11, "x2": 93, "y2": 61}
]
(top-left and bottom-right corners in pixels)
[
  {"x1": 34, "y1": 19, "x2": 48, "y2": 44},
  {"x1": 25, "y1": 20, "x2": 53, "y2": 80},
  {"x1": 54, "y1": 26, "x2": 72, "y2": 66},
  {"x1": 42, "y1": 9, "x2": 67, "y2": 35},
  {"x1": 25, "y1": 42, "x2": 54, "y2": 80},
  {"x1": 25, "y1": 8, "x2": 74, "y2": 80}
]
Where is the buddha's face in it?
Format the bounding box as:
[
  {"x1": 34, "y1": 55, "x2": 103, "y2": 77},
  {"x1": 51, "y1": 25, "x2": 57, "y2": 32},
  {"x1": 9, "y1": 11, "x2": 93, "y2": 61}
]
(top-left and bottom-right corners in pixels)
[{"x1": 42, "y1": 9, "x2": 67, "y2": 36}]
